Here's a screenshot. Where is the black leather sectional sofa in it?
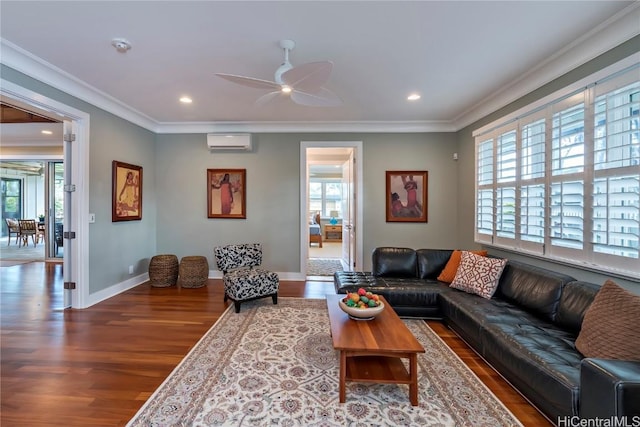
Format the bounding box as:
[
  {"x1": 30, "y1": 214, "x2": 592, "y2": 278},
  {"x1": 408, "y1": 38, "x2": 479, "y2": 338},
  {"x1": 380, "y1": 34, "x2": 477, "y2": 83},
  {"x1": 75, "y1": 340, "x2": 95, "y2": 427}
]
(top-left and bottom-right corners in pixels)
[{"x1": 334, "y1": 247, "x2": 640, "y2": 422}]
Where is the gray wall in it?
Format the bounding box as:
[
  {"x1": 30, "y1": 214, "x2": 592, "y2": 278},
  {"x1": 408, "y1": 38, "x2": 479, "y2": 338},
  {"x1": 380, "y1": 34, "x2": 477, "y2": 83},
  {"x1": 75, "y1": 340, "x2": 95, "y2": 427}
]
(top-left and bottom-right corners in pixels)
[
  {"x1": 155, "y1": 132, "x2": 459, "y2": 272},
  {"x1": 1, "y1": 65, "x2": 157, "y2": 294},
  {"x1": 455, "y1": 36, "x2": 640, "y2": 291},
  {"x1": 88, "y1": 114, "x2": 156, "y2": 293}
]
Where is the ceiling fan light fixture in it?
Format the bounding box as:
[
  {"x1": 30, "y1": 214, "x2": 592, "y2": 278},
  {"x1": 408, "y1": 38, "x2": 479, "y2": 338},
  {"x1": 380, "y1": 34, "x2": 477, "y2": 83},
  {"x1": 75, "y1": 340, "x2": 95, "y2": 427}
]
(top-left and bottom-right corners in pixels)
[
  {"x1": 214, "y1": 38, "x2": 342, "y2": 107},
  {"x1": 407, "y1": 93, "x2": 421, "y2": 101},
  {"x1": 179, "y1": 96, "x2": 193, "y2": 104}
]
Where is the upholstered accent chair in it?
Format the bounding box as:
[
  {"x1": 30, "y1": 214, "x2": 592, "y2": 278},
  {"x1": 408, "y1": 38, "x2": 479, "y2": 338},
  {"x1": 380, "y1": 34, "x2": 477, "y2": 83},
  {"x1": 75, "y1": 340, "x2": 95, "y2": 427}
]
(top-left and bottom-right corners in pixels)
[{"x1": 213, "y1": 243, "x2": 279, "y2": 313}]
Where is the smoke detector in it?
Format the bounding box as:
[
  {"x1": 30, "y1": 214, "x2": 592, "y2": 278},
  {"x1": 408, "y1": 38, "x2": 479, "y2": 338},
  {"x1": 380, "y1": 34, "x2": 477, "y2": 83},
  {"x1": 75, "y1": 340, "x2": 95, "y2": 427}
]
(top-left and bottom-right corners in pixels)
[{"x1": 111, "y1": 38, "x2": 132, "y2": 53}]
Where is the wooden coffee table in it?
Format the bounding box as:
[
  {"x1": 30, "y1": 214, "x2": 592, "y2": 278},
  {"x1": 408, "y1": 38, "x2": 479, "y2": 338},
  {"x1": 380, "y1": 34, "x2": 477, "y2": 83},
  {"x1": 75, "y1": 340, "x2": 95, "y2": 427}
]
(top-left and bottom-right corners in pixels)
[{"x1": 326, "y1": 294, "x2": 425, "y2": 405}]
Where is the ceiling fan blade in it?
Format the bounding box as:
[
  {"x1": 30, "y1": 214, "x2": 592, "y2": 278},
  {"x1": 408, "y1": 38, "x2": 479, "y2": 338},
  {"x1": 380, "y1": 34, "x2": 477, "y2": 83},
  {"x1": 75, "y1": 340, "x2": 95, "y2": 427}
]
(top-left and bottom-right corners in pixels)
[
  {"x1": 215, "y1": 73, "x2": 280, "y2": 90},
  {"x1": 254, "y1": 91, "x2": 282, "y2": 107},
  {"x1": 291, "y1": 87, "x2": 342, "y2": 107},
  {"x1": 282, "y1": 61, "x2": 333, "y2": 93}
]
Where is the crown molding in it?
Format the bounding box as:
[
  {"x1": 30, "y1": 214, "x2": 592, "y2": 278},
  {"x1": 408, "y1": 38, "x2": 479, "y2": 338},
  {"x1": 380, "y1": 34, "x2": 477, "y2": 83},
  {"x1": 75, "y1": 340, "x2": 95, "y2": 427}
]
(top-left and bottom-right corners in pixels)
[
  {"x1": 0, "y1": 39, "x2": 158, "y2": 131},
  {"x1": 153, "y1": 120, "x2": 457, "y2": 134},
  {"x1": 2, "y1": 3, "x2": 638, "y2": 136},
  {"x1": 452, "y1": 2, "x2": 640, "y2": 131}
]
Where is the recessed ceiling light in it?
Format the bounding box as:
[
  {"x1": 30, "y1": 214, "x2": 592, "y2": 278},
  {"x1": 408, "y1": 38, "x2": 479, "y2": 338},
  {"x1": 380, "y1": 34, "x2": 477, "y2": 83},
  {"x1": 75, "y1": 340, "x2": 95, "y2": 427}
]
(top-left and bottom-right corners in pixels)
[
  {"x1": 41, "y1": 130, "x2": 53, "y2": 135},
  {"x1": 179, "y1": 96, "x2": 193, "y2": 104},
  {"x1": 111, "y1": 38, "x2": 132, "y2": 53},
  {"x1": 407, "y1": 93, "x2": 421, "y2": 101}
]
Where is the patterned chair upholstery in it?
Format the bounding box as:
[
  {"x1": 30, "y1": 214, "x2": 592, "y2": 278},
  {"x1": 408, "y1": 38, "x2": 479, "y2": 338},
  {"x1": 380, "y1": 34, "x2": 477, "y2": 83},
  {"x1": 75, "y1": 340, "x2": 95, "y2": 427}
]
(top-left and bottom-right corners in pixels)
[{"x1": 213, "y1": 243, "x2": 279, "y2": 313}]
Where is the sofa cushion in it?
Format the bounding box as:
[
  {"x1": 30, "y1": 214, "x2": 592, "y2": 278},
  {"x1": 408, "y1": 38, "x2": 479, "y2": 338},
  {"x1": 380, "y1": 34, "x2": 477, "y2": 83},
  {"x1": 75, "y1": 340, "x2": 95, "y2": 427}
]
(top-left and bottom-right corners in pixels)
[
  {"x1": 416, "y1": 249, "x2": 453, "y2": 280},
  {"x1": 495, "y1": 260, "x2": 574, "y2": 322},
  {"x1": 442, "y1": 288, "x2": 583, "y2": 418},
  {"x1": 481, "y1": 319, "x2": 584, "y2": 418},
  {"x1": 575, "y1": 280, "x2": 640, "y2": 361},
  {"x1": 372, "y1": 247, "x2": 417, "y2": 277},
  {"x1": 333, "y1": 271, "x2": 448, "y2": 318},
  {"x1": 437, "y1": 249, "x2": 487, "y2": 283},
  {"x1": 554, "y1": 281, "x2": 600, "y2": 333},
  {"x1": 450, "y1": 251, "x2": 506, "y2": 299}
]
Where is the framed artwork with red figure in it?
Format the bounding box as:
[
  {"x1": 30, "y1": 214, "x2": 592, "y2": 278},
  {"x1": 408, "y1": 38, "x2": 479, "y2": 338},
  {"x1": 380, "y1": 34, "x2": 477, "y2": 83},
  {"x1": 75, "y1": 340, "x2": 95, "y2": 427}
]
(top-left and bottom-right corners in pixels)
[
  {"x1": 112, "y1": 161, "x2": 142, "y2": 222},
  {"x1": 385, "y1": 171, "x2": 428, "y2": 222},
  {"x1": 207, "y1": 169, "x2": 246, "y2": 219}
]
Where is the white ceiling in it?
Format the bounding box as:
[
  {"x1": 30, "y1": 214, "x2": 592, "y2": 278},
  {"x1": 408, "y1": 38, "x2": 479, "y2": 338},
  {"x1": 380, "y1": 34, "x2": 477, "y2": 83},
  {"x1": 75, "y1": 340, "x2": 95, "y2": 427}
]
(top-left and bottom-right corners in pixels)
[{"x1": 0, "y1": 1, "x2": 638, "y2": 134}]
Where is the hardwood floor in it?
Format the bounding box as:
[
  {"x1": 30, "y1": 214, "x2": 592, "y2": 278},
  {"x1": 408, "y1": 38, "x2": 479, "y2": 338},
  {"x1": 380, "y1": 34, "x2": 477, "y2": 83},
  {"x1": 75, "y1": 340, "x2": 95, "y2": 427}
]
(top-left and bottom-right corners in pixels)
[{"x1": 1, "y1": 262, "x2": 551, "y2": 426}]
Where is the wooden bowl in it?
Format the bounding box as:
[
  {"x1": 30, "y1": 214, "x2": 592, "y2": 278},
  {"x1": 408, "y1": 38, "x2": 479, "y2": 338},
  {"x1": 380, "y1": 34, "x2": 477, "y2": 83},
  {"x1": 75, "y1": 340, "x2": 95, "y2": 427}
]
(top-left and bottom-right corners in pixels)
[{"x1": 338, "y1": 298, "x2": 385, "y2": 320}]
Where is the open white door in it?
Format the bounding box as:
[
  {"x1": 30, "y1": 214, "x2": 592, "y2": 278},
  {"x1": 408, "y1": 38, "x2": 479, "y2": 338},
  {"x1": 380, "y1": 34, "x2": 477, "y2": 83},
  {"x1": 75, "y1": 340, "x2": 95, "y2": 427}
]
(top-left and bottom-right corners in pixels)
[
  {"x1": 341, "y1": 149, "x2": 355, "y2": 271},
  {"x1": 62, "y1": 120, "x2": 74, "y2": 308}
]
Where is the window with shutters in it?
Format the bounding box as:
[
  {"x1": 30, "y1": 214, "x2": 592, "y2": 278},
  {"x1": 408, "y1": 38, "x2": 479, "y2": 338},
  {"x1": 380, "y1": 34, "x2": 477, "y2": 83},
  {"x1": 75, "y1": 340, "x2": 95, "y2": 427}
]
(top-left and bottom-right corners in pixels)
[{"x1": 474, "y1": 62, "x2": 639, "y2": 279}]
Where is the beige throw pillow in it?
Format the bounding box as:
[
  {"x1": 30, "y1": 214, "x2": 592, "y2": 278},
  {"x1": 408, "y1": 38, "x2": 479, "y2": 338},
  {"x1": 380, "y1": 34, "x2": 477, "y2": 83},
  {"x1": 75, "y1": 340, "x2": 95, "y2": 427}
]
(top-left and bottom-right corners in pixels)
[
  {"x1": 449, "y1": 251, "x2": 507, "y2": 299},
  {"x1": 575, "y1": 280, "x2": 640, "y2": 361}
]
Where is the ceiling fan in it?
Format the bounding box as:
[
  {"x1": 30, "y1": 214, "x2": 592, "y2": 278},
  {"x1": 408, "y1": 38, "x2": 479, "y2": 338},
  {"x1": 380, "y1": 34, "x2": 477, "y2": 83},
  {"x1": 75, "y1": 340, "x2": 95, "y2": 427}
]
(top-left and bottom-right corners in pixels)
[{"x1": 215, "y1": 40, "x2": 342, "y2": 107}]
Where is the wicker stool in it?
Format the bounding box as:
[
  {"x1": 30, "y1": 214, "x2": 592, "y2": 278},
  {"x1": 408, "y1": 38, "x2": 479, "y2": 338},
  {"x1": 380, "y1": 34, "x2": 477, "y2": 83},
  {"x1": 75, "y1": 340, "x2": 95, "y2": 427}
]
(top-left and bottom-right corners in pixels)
[
  {"x1": 179, "y1": 256, "x2": 209, "y2": 288},
  {"x1": 148, "y1": 254, "x2": 179, "y2": 287}
]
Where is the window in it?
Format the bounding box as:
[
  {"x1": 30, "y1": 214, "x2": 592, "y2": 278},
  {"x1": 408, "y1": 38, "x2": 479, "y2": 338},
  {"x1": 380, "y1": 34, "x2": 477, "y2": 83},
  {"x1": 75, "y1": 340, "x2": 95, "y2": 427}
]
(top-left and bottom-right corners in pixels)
[
  {"x1": 309, "y1": 179, "x2": 342, "y2": 218},
  {"x1": 474, "y1": 64, "x2": 639, "y2": 279}
]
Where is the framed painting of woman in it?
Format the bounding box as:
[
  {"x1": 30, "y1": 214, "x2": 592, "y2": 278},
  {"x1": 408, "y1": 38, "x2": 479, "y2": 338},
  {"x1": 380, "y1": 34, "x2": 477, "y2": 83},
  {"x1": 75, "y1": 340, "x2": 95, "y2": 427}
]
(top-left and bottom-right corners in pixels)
[
  {"x1": 112, "y1": 161, "x2": 142, "y2": 222},
  {"x1": 207, "y1": 169, "x2": 246, "y2": 219},
  {"x1": 385, "y1": 171, "x2": 428, "y2": 222}
]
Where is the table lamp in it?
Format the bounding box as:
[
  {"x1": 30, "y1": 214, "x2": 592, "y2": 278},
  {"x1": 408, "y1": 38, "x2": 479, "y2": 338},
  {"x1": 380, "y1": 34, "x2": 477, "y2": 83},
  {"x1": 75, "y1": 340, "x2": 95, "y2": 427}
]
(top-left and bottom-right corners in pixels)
[{"x1": 329, "y1": 210, "x2": 339, "y2": 225}]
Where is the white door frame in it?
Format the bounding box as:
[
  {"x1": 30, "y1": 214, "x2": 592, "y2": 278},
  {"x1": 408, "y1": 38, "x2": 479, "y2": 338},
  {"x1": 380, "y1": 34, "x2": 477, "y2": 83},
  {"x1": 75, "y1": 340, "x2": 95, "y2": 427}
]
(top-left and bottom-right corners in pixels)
[
  {"x1": 1, "y1": 78, "x2": 90, "y2": 309},
  {"x1": 300, "y1": 141, "x2": 363, "y2": 277}
]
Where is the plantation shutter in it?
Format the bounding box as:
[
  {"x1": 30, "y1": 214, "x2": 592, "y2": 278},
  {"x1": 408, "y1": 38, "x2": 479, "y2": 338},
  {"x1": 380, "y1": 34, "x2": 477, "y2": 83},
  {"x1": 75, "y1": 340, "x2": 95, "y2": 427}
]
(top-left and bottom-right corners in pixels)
[
  {"x1": 591, "y1": 72, "x2": 640, "y2": 269},
  {"x1": 476, "y1": 138, "x2": 494, "y2": 243}
]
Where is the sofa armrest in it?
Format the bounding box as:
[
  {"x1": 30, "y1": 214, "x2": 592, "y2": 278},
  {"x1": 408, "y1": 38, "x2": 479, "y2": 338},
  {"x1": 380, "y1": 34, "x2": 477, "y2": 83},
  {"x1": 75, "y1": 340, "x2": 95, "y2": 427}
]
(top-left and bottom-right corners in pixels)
[{"x1": 580, "y1": 358, "x2": 640, "y2": 418}]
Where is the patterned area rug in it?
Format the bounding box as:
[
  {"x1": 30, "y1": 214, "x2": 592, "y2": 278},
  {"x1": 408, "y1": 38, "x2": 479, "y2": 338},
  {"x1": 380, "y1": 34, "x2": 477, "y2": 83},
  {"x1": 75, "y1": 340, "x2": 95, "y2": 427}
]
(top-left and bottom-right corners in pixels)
[
  {"x1": 307, "y1": 258, "x2": 343, "y2": 276},
  {"x1": 127, "y1": 298, "x2": 522, "y2": 426}
]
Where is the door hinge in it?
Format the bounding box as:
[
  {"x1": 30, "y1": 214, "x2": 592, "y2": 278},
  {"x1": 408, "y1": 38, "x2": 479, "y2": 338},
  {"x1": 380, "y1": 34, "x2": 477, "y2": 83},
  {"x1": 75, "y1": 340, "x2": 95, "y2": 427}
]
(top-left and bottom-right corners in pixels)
[
  {"x1": 63, "y1": 281, "x2": 76, "y2": 289},
  {"x1": 63, "y1": 133, "x2": 76, "y2": 143},
  {"x1": 64, "y1": 184, "x2": 76, "y2": 192},
  {"x1": 63, "y1": 231, "x2": 76, "y2": 239}
]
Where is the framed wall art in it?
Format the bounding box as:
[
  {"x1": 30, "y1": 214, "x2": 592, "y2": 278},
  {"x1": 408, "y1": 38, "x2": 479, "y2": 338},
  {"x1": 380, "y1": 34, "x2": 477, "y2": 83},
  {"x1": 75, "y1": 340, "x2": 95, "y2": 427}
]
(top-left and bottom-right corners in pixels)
[
  {"x1": 385, "y1": 171, "x2": 428, "y2": 223},
  {"x1": 112, "y1": 160, "x2": 142, "y2": 222},
  {"x1": 207, "y1": 168, "x2": 246, "y2": 219}
]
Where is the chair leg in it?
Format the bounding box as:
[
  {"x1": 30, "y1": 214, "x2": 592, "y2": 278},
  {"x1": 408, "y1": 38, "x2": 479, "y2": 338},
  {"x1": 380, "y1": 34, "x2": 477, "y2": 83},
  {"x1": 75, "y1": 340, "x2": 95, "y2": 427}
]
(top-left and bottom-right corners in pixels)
[
  {"x1": 234, "y1": 301, "x2": 241, "y2": 313},
  {"x1": 272, "y1": 293, "x2": 278, "y2": 305},
  {"x1": 223, "y1": 294, "x2": 228, "y2": 302}
]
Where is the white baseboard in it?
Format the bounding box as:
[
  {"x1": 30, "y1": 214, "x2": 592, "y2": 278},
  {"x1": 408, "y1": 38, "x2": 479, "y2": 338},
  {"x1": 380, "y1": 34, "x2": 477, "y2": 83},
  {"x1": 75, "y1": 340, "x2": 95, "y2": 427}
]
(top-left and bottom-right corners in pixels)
[
  {"x1": 84, "y1": 271, "x2": 318, "y2": 308},
  {"x1": 86, "y1": 273, "x2": 149, "y2": 308}
]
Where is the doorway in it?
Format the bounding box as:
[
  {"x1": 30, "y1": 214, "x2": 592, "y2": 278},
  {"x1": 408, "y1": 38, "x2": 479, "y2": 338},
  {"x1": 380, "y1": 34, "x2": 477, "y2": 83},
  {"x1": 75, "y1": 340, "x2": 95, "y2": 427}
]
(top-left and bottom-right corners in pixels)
[
  {"x1": 1, "y1": 79, "x2": 90, "y2": 309},
  {"x1": 300, "y1": 141, "x2": 363, "y2": 280},
  {"x1": 0, "y1": 160, "x2": 64, "y2": 262}
]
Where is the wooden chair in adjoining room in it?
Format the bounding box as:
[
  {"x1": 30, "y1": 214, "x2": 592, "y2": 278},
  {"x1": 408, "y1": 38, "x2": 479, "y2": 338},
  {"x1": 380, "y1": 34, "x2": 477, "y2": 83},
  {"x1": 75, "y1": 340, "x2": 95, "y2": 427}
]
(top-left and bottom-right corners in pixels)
[
  {"x1": 54, "y1": 222, "x2": 64, "y2": 255},
  {"x1": 5, "y1": 218, "x2": 20, "y2": 246},
  {"x1": 17, "y1": 219, "x2": 38, "y2": 247}
]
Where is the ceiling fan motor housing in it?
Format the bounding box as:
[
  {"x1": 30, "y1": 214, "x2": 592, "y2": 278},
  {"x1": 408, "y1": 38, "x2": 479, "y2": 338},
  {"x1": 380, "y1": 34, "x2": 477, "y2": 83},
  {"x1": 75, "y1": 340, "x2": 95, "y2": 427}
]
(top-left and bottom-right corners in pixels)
[
  {"x1": 274, "y1": 62, "x2": 293, "y2": 84},
  {"x1": 274, "y1": 39, "x2": 295, "y2": 84}
]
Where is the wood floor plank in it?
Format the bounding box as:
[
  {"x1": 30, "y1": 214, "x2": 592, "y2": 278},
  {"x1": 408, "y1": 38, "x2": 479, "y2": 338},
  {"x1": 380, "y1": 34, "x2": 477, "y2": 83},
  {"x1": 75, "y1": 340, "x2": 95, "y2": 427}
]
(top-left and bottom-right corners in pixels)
[{"x1": 1, "y1": 263, "x2": 551, "y2": 426}]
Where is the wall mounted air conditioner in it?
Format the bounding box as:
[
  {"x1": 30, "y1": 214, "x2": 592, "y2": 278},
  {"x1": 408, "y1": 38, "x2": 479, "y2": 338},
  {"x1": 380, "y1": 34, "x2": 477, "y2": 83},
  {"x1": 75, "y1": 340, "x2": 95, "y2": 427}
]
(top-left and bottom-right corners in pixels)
[{"x1": 207, "y1": 133, "x2": 252, "y2": 151}]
